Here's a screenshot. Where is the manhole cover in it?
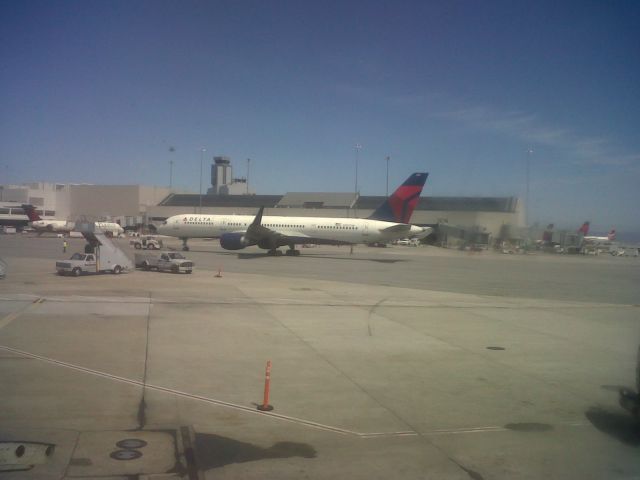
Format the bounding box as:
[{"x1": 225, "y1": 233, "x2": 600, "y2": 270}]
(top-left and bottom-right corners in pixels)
[
  {"x1": 116, "y1": 439, "x2": 148, "y2": 449},
  {"x1": 110, "y1": 449, "x2": 143, "y2": 460}
]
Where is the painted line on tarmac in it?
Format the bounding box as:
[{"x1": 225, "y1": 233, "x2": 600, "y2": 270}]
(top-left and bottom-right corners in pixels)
[
  {"x1": 425, "y1": 426, "x2": 507, "y2": 435},
  {"x1": 0, "y1": 345, "x2": 588, "y2": 439},
  {"x1": 0, "y1": 297, "x2": 44, "y2": 331},
  {"x1": 0, "y1": 344, "x2": 417, "y2": 439}
]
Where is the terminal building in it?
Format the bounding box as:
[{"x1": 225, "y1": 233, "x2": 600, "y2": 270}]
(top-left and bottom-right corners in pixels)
[
  {"x1": 1, "y1": 156, "x2": 524, "y2": 248},
  {"x1": 0, "y1": 182, "x2": 171, "y2": 228}
]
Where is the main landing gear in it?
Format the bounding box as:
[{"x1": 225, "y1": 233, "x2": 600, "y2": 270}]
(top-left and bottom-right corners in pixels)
[
  {"x1": 266, "y1": 247, "x2": 300, "y2": 256},
  {"x1": 286, "y1": 245, "x2": 300, "y2": 256},
  {"x1": 181, "y1": 238, "x2": 190, "y2": 251}
]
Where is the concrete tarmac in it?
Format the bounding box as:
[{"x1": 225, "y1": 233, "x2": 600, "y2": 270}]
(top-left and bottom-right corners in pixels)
[{"x1": 0, "y1": 234, "x2": 639, "y2": 479}]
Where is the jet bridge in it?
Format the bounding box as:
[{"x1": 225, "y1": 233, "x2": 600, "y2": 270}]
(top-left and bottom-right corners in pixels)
[{"x1": 75, "y1": 223, "x2": 133, "y2": 272}]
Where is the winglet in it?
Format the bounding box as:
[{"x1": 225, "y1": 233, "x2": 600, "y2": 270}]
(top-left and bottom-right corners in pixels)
[{"x1": 251, "y1": 207, "x2": 265, "y2": 226}]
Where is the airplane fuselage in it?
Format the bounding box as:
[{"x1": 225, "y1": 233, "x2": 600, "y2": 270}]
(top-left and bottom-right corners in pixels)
[
  {"x1": 30, "y1": 219, "x2": 124, "y2": 236},
  {"x1": 158, "y1": 213, "x2": 428, "y2": 245},
  {"x1": 30, "y1": 219, "x2": 72, "y2": 232}
]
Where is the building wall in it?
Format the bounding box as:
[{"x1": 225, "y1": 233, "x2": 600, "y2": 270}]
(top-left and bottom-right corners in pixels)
[
  {"x1": 69, "y1": 185, "x2": 141, "y2": 219},
  {"x1": 0, "y1": 183, "x2": 71, "y2": 218},
  {"x1": 69, "y1": 185, "x2": 171, "y2": 220},
  {"x1": 0, "y1": 185, "x2": 30, "y2": 205},
  {"x1": 138, "y1": 186, "x2": 172, "y2": 213}
]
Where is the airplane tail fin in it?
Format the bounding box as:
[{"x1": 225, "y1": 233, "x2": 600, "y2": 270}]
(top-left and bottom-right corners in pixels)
[
  {"x1": 22, "y1": 204, "x2": 41, "y2": 222},
  {"x1": 578, "y1": 221, "x2": 590, "y2": 235},
  {"x1": 368, "y1": 173, "x2": 428, "y2": 223}
]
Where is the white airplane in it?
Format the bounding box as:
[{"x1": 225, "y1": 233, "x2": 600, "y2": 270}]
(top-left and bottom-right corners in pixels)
[
  {"x1": 22, "y1": 205, "x2": 124, "y2": 237},
  {"x1": 578, "y1": 221, "x2": 616, "y2": 244},
  {"x1": 158, "y1": 172, "x2": 432, "y2": 255}
]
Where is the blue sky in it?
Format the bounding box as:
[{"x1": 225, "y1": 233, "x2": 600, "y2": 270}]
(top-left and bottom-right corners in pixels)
[{"x1": 1, "y1": 1, "x2": 639, "y2": 233}]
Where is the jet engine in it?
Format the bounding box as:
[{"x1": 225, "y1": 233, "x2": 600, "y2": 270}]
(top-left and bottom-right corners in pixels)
[{"x1": 220, "y1": 233, "x2": 251, "y2": 250}]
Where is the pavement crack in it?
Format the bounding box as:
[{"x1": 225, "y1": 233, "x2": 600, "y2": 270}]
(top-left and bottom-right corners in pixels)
[
  {"x1": 136, "y1": 292, "x2": 153, "y2": 430},
  {"x1": 366, "y1": 298, "x2": 388, "y2": 337}
]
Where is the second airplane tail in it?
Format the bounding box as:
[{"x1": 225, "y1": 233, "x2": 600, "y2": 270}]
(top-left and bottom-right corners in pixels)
[
  {"x1": 21, "y1": 204, "x2": 41, "y2": 222},
  {"x1": 368, "y1": 172, "x2": 428, "y2": 224}
]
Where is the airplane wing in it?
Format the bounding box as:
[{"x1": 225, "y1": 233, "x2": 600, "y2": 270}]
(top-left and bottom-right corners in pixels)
[
  {"x1": 220, "y1": 207, "x2": 353, "y2": 251},
  {"x1": 243, "y1": 207, "x2": 286, "y2": 249},
  {"x1": 244, "y1": 210, "x2": 344, "y2": 247},
  {"x1": 380, "y1": 224, "x2": 432, "y2": 239},
  {"x1": 380, "y1": 224, "x2": 412, "y2": 234}
]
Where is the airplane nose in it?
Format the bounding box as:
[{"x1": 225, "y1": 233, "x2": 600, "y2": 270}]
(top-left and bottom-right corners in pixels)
[{"x1": 157, "y1": 220, "x2": 169, "y2": 234}]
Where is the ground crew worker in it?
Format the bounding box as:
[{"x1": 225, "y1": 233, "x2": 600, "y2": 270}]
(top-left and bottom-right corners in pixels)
[{"x1": 63, "y1": 240, "x2": 68, "y2": 253}]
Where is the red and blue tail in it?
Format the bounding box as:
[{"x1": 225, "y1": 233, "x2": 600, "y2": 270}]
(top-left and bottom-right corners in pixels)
[
  {"x1": 21, "y1": 204, "x2": 41, "y2": 222},
  {"x1": 368, "y1": 173, "x2": 428, "y2": 223}
]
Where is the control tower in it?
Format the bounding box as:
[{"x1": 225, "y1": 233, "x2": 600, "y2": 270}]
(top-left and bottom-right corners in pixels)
[{"x1": 208, "y1": 156, "x2": 251, "y2": 195}]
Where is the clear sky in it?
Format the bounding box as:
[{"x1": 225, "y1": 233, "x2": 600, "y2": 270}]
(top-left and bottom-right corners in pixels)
[{"x1": 1, "y1": 1, "x2": 639, "y2": 234}]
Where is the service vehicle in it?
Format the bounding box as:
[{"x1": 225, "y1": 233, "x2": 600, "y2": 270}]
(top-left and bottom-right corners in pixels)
[
  {"x1": 56, "y1": 251, "x2": 130, "y2": 276},
  {"x1": 396, "y1": 238, "x2": 419, "y2": 247},
  {"x1": 134, "y1": 251, "x2": 194, "y2": 273},
  {"x1": 56, "y1": 224, "x2": 133, "y2": 276},
  {"x1": 130, "y1": 235, "x2": 163, "y2": 250}
]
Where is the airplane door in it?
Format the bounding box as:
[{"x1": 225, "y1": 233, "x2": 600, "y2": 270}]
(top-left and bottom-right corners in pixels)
[{"x1": 362, "y1": 224, "x2": 369, "y2": 238}]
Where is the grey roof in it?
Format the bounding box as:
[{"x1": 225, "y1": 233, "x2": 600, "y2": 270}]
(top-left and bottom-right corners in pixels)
[
  {"x1": 159, "y1": 193, "x2": 518, "y2": 213},
  {"x1": 160, "y1": 194, "x2": 282, "y2": 208},
  {"x1": 422, "y1": 196, "x2": 519, "y2": 212},
  {"x1": 355, "y1": 196, "x2": 519, "y2": 213},
  {"x1": 277, "y1": 192, "x2": 357, "y2": 208}
]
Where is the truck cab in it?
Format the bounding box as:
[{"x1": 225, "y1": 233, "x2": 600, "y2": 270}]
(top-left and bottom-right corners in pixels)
[{"x1": 56, "y1": 253, "x2": 101, "y2": 276}]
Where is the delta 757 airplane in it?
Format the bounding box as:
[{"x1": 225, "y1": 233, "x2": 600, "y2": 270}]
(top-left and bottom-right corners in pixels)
[
  {"x1": 22, "y1": 205, "x2": 124, "y2": 237},
  {"x1": 157, "y1": 172, "x2": 432, "y2": 255}
]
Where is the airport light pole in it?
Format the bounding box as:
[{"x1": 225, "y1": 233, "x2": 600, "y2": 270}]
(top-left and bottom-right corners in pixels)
[
  {"x1": 246, "y1": 158, "x2": 251, "y2": 195},
  {"x1": 354, "y1": 144, "x2": 362, "y2": 218},
  {"x1": 199, "y1": 147, "x2": 206, "y2": 213},
  {"x1": 168, "y1": 145, "x2": 175, "y2": 189},
  {"x1": 525, "y1": 147, "x2": 532, "y2": 227},
  {"x1": 385, "y1": 155, "x2": 390, "y2": 196},
  {"x1": 354, "y1": 144, "x2": 362, "y2": 195}
]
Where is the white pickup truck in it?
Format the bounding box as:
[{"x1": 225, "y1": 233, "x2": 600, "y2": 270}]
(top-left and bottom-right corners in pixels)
[
  {"x1": 134, "y1": 252, "x2": 194, "y2": 274},
  {"x1": 56, "y1": 252, "x2": 129, "y2": 276}
]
